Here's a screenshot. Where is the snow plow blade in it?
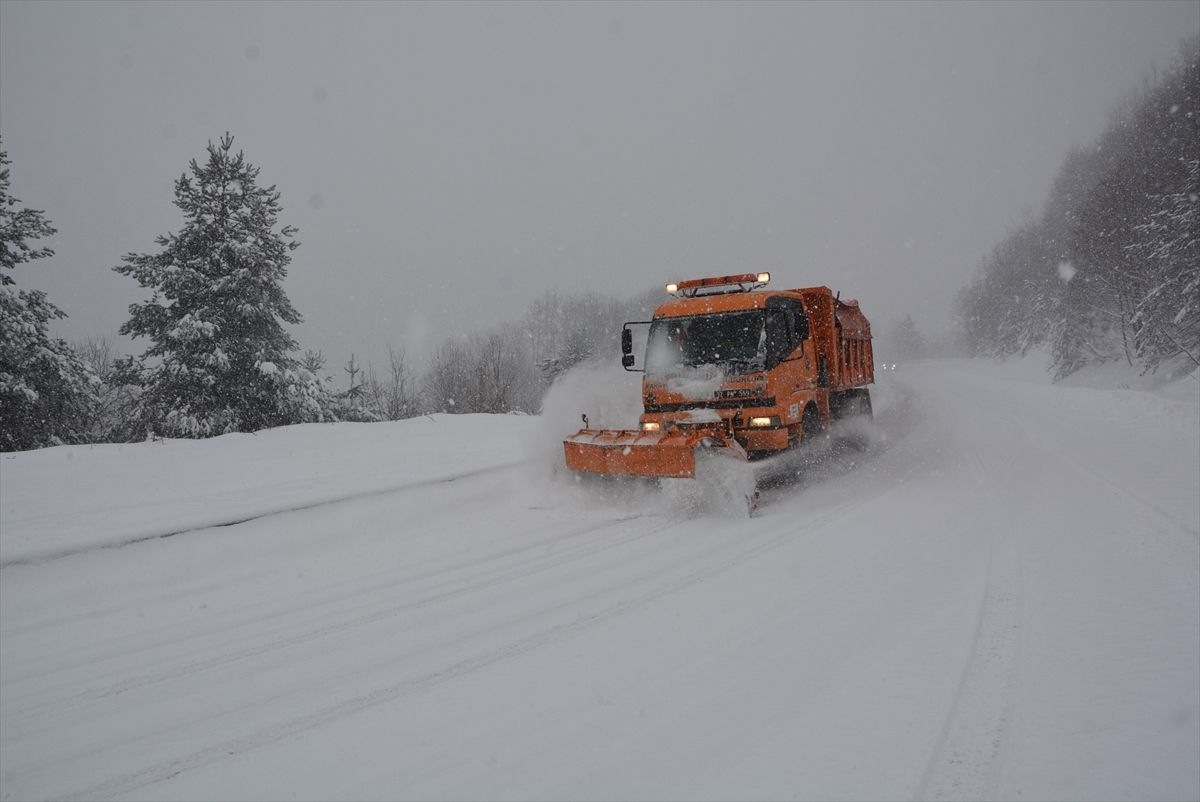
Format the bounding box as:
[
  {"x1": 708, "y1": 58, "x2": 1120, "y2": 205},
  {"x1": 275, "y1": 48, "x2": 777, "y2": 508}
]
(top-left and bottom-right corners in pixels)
[{"x1": 563, "y1": 428, "x2": 744, "y2": 479}]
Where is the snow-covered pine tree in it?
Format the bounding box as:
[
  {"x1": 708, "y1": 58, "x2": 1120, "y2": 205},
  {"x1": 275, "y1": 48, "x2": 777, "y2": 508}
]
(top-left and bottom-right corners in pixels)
[
  {"x1": 1128, "y1": 156, "x2": 1200, "y2": 370},
  {"x1": 0, "y1": 144, "x2": 97, "y2": 451},
  {"x1": 115, "y1": 133, "x2": 331, "y2": 437},
  {"x1": 1054, "y1": 37, "x2": 1198, "y2": 376},
  {"x1": 961, "y1": 36, "x2": 1198, "y2": 378}
]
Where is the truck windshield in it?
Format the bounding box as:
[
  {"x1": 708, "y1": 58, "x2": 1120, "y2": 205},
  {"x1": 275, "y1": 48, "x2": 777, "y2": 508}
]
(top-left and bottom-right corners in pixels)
[{"x1": 645, "y1": 311, "x2": 765, "y2": 378}]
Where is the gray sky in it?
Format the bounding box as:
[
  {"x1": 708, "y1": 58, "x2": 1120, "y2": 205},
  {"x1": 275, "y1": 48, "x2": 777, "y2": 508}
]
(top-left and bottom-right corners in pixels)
[{"x1": 2, "y1": 0, "x2": 1197, "y2": 376}]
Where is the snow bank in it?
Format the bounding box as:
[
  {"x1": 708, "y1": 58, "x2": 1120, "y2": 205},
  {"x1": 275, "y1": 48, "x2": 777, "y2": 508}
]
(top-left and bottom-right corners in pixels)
[{"x1": 0, "y1": 414, "x2": 539, "y2": 565}]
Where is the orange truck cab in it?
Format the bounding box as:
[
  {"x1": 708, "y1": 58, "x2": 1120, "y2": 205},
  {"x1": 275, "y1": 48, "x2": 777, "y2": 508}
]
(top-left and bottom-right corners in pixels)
[{"x1": 563, "y1": 273, "x2": 873, "y2": 479}]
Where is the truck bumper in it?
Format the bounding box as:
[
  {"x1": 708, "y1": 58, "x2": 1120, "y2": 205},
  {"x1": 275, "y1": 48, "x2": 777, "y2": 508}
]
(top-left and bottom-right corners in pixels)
[{"x1": 743, "y1": 427, "x2": 789, "y2": 452}]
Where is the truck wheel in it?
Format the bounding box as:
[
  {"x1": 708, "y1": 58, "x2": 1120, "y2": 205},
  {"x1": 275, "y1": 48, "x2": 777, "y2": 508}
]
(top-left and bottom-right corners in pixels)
[
  {"x1": 858, "y1": 389, "x2": 873, "y2": 421},
  {"x1": 801, "y1": 404, "x2": 822, "y2": 445},
  {"x1": 839, "y1": 390, "x2": 872, "y2": 451}
]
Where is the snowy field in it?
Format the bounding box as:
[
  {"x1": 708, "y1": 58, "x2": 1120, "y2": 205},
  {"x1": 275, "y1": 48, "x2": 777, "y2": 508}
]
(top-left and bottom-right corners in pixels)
[{"x1": 1, "y1": 357, "x2": 1197, "y2": 801}]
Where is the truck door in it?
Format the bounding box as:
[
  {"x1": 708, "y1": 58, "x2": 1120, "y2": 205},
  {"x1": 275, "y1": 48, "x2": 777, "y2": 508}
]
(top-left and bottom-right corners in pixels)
[{"x1": 764, "y1": 296, "x2": 810, "y2": 425}]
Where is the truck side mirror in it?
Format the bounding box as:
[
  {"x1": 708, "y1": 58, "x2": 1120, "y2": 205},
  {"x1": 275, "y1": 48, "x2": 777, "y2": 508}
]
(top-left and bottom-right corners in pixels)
[
  {"x1": 621, "y1": 328, "x2": 633, "y2": 355},
  {"x1": 622, "y1": 354, "x2": 636, "y2": 368}
]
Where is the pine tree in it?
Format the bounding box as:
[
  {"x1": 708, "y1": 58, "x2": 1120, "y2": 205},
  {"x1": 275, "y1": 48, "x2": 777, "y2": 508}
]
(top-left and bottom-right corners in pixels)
[
  {"x1": 115, "y1": 134, "x2": 330, "y2": 437},
  {"x1": 0, "y1": 144, "x2": 96, "y2": 451},
  {"x1": 889, "y1": 315, "x2": 928, "y2": 360}
]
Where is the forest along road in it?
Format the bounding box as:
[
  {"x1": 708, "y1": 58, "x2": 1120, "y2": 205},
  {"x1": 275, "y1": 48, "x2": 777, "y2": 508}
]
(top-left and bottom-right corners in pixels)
[{"x1": 0, "y1": 360, "x2": 1196, "y2": 801}]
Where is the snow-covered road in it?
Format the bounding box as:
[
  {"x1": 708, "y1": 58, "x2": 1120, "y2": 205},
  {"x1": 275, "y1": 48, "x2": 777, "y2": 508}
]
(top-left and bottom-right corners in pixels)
[{"x1": 2, "y1": 359, "x2": 1197, "y2": 800}]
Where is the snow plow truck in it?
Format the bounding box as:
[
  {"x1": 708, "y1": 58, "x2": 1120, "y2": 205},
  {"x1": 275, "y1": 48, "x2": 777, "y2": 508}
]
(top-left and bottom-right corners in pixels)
[{"x1": 563, "y1": 273, "x2": 873, "y2": 497}]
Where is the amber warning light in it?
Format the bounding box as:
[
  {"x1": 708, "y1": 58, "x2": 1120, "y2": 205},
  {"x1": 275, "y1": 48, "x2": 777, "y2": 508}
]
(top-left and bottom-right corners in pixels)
[{"x1": 666, "y1": 272, "x2": 770, "y2": 297}]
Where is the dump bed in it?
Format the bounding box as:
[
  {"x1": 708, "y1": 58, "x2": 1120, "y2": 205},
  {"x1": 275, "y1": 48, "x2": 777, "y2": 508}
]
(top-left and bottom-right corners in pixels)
[{"x1": 795, "y1": 288, "x2": 873, "y2": 391}]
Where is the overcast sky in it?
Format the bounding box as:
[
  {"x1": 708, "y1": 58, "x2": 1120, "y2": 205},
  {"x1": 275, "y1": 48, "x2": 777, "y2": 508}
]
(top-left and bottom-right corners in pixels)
[{"x1": 2, "y1": 0, "x2": 1197, "y2": 375}]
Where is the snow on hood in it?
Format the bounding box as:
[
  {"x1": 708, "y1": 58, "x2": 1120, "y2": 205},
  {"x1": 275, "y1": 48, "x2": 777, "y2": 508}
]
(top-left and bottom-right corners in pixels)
[
  {"x1": 676, "y1": 409, "x2": 722, "y2": 424},
  {"x1": 665, "y1": 366, "x2": 726, "y2": 400}
]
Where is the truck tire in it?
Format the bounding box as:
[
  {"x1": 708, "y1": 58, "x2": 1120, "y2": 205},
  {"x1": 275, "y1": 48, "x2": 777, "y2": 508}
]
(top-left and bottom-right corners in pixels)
[
  {"x1": 839, "y1": 390, "x2": 872, "y2": 451},
  {"x1": 858, "y1": 388, "x2": 873, "y2": 421},
  {"x1": 801, "y1": 403, "x2": 823, "y2": 445}
]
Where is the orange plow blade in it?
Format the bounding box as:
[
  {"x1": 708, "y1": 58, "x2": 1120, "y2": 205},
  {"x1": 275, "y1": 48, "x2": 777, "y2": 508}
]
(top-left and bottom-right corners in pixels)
[
  {"x1": 563, "y1": 428, "x2": 746, "y2": 479},
  {"x1": 564, "y1": 429, "x2": 701, "y2": 478}
]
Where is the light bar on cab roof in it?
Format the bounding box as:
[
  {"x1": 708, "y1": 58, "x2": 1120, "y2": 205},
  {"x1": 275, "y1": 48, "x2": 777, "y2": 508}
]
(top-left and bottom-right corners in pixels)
[{"x1": 665, "y1": 272, "x2": 770, "y2": 297}]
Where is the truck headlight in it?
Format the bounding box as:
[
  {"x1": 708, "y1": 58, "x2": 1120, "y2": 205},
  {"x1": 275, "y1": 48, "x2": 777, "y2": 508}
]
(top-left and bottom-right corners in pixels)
[
  {"x1": 641, "y1": 421, "x2": 662, "y2": 432},
  {"x1": 749, "y1": 416, "x2": 780, "y2": 427}
]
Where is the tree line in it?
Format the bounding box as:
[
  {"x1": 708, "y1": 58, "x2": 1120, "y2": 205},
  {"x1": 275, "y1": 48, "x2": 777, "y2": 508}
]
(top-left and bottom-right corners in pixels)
[
  {"x1": 0, "y1": 134, "x2": 656, "y2": 451},
  {"x1": 15, "y1": 33, "x2": 1187, "y2": 452},
  {"x1": 957, "y1": 37, "x2": 1198, "y2": 377}
]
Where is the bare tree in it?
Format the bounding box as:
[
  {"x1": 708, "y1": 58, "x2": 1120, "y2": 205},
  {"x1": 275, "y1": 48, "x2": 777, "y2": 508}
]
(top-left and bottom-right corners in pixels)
[
  {"x1": 74, "y1": 333, "x2": 118, "y2": 384},
  {"x1": 72, "y1": 333, "x2": 142, "y2": 442},
  {"x1": 424, "y1": 338, "x2": 473, "y2": 413},
  {"x1": 526, "y1": 287, "x2": 660, "y2": 385},
  {"x1": 362, "y1": 345, "x2": 421, "y2": 420},
  {"x1": 424, "y1": 324, "x2": 538, "y2": 414}
]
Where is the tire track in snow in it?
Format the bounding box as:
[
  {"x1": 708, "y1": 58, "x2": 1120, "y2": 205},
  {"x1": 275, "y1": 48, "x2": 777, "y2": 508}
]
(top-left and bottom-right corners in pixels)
[
  {"x1": 914, "y1": 380, "x2": 1027, "y2": 801},
  {"x1": 1054, "y1": 447, "x2": 1200, "y2": 554},
  {"x1": 3, "y1": 481, "x2": 647, "y2": 645},
  {"x1": 914, "y1": 531, "x2": 1022, "y2": 801},
  {"x1": 998, "y1": 371, "x2": 1199, "y2": 552},
  {"x1": 58, "y1": 495, "x2": 871, "y2": 801},
  {"x1": 0, "y1": 464, "x2": 515, "y2": 570},
  {"x1": 2, "y1": 508, "x2": 667, "y2": 726},
  {"x1": 912, "y1": 362, "x2": 1198, "y2": 800}
]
